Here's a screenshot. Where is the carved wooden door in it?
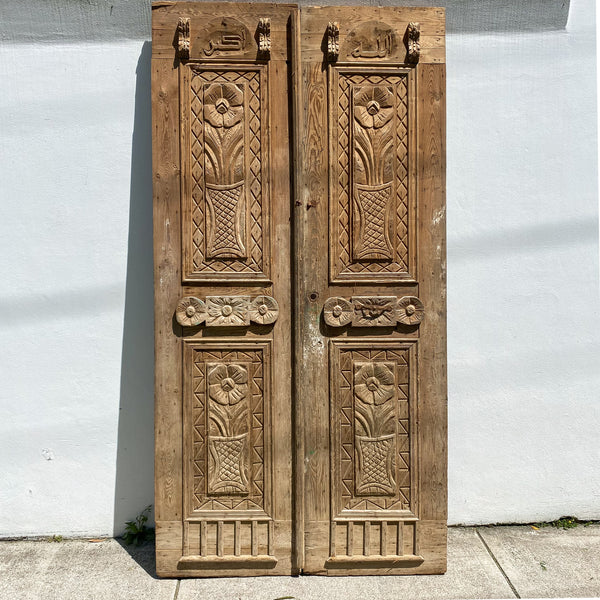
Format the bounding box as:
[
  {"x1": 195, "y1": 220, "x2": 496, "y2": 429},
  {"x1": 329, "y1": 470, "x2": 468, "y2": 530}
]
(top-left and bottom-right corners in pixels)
[
  {"x1": 152, "y1": 2, "x2": 446, "y2": 578},
  {"x1": 294, "y1": 7, "x2": 446, "y2": 575},
  {"x1": 152, "y1": 2, "x2": 295, "y2": 577}
]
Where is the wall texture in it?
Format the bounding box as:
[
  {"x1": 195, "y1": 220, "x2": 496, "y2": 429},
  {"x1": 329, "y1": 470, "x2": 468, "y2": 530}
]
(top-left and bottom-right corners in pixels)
[{"x1": 0, "y1": 0, "x2": 597, "y2": 536}]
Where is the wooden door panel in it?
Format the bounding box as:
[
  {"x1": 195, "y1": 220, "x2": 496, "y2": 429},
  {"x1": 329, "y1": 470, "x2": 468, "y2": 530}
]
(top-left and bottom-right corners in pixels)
[
  {"x1": 153, "y1": 2, "x2": 445, "y2": 578},
  {"x1": 152, "y1": 2, "x2": 295, "y2": 577},
  {"x1": 295, "y1": 7, "x2": 446, "y2": 575}
]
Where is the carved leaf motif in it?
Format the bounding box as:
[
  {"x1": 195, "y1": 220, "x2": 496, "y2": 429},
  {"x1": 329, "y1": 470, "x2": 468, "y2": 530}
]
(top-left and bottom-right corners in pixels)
[
  {"x1": 249, "y1": 295, "x2": 279, "y2": 324},
  {"x1": 406, "y1": 22, "x2": 420, "y2": 64},
  {"x1": 175, "y1": 296, "x2": 206, "y2": 326},
  {"x1": 397, "y1": 295, "x2": 425, "y2": 325},
  {"x1": 257, "y1": 18, "x2": 271, "y2": 56},
  {"x1": 327, "y1": 21, "x2": 340, "y2": 62},
  {"x1": 323, "y1": 297, "x2": 353, "y2": 327}
]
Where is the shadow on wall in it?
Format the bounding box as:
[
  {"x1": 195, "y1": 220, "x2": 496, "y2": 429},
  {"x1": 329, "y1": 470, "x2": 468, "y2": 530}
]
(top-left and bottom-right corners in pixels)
[{"x1": 113, "y1": 41, "x2": 155, "y2": 537}]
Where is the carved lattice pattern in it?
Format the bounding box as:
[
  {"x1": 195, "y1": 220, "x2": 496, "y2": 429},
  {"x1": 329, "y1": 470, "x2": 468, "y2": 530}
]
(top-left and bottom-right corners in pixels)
[
  {"x1": 190, "y1": 68, "x2": 265, "y2": 276},
  {"x1": 334, "y1": 72, "x2": 409, "y2": 278},
  {"x1": 338, "y1": 348, "x2": 411, "y2": 512},
  {"x1": 191, "y1": 349, "x2": 265, "y2": 511}
]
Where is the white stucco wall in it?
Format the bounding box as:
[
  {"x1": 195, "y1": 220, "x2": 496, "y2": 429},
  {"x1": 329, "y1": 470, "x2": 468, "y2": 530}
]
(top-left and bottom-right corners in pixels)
[{"x1": 0, "y1": 0, "x2": 597, "y2": 537}]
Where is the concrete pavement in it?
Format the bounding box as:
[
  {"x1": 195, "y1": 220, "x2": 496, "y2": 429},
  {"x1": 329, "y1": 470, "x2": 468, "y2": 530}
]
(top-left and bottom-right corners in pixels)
[{"x1": 0, "y1": 525, "x2": 599, "y2": 600}]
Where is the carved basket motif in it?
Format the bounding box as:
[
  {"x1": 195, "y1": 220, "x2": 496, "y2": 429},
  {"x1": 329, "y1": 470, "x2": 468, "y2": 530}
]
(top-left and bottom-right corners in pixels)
[{"x1": 208, "y1": 433, "x2": 249, "y2": 495}]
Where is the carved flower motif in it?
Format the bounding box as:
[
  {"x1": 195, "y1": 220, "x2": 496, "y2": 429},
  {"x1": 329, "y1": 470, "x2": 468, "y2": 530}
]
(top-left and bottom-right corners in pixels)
[
  {"x1": 249, "y1": 296, "x2": 279, "y2": 325},
  {"x1": 175, "y1": 296, "x2": 205, "y2": 327},
  {"x1": 323, "y1": 297, "x2": 352, "y2": 327},
  {"x1": 206, "y1": 296, "x2": 249, "y2": 326},
  {"x1": 397, "y1": 296, "x2": 425, "y2": 326},
  {"x1": 208, "y1": 364, "x2": 248, "y2": 405},
  {"x1": 354, "y1": 86, "x2": 393, "y2": 129},
  {"x1": 354, "y1": 363, "x2": 395, "y2": 405},
  {"x1": 204, "y1": 83, "x2": 244, "y2": 128}
]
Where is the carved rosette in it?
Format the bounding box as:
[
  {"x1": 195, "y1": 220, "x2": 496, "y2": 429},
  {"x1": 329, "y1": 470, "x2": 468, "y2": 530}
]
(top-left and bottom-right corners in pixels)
[
  {"x1": 326, "y1": 21, "x2": 340, "y2": 62},
  {"x1": 175, "y1": 296, "x2": 206, "y2": 327},
  {"x1": 208, "y1": 363, "x2": 249, "y2": 405},
  {"x1": 206, "y1": 296, "x2": 251, "y2": 327},
  {"x1": 323, "y1": 297, "x2": 353, "y2": 327},
  {"x1": 354, "y1": 362, "x2": 395, "y2": 405},
  {"x1": 397, "y1": 296, "x2": 424, "y2": 325},
  {"x1": 249, "y1": 295, "x2": 279, "y2": 324},
  {"x1": 323, "y1": 295, "x2": 425, "y2": 327}
]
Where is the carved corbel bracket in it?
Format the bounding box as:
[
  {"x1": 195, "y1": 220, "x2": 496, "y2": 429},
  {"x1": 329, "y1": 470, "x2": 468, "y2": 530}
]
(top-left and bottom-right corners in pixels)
[
  {"x1": 257, "y1": 18, "x2": 271, "y2": 58},
  {"x1": 176, "y1": 295, "x2": 279, "y2": 327},
  {"x1": 176, "y1": 17, "x2": 190, "y2": 60},
  {"x1": 326, "y1": 21, "x2": 340, "y2": 62},
  {"x1": 323, "y1": 295, "x2": 424, "y2": 327},
  {"x1": 406, "y1": 22, "x2": 420, "y2": 64}
]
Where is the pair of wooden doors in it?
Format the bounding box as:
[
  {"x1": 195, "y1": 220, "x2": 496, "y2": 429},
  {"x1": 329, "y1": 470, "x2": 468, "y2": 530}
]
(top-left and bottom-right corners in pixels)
[{"x1": 152, "y1": 1, "x2": 446, "y2": 577}]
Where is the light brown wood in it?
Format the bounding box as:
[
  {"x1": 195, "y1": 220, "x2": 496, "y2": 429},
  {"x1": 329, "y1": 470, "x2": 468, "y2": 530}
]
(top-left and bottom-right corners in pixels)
[
  {"x1": 296, "y1": 6, "x2": 447, "y2": 575},
  {"x1": 153, "y1": 2, "x2": 446, "y2": 578},
  {"x1": 152, "y1": 1, "x2": 295, "y2": 577}
]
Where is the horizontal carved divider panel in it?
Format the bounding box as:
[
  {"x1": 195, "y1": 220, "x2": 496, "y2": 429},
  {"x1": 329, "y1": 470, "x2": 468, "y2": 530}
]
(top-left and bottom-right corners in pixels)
[
  {"x1": 329, "y1": 66, "x2": 416, "y2": 283},
  {"x1": 181, "y1": 64, "x2": 270, "y2": 282},
  {"x1": 176, "y1": 295, "x2": 279, "y2": 327},
  {"x1": 184, "y1": 340, "x2": 272, "y2": 519},
  {"x1": 329, "y1": 340, "x2": 417, "y2": 520},
  {"x1": 323, "y1": 295, "x2": 424, "y2": 327}
]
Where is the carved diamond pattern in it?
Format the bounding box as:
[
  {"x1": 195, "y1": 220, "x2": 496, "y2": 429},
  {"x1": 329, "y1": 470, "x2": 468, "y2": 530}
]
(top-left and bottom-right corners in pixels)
[
  {"x1": 337, "y1": 348, "x2": 411, "y2": 512},
  {"x1": 334, "y1": 72, "x2": 409, "y2": 278},
  {"x1": 189, "y1": 69, "x2": 265, "y2": 277},
  {"x1": 356, "y1": 435, "x2": 395, "y2": 495},
  {"x1": 191, "y1": 349, "x2": 265, "y2": 512}
]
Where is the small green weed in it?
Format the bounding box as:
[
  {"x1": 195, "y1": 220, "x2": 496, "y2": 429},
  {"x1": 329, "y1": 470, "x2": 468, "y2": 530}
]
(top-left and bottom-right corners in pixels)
[
  {"x1": 540, "y1": 561, "x2": 547, "y2": 571},
  {"x1": 532, "y1": 516, "x2": 595, "y2": 530},
  {"x1": 123, "y1": 505, "x2": 155, "y2": 546},
  {"x1": 48, "y1": 534, "x2": 63, "y2": 542}
]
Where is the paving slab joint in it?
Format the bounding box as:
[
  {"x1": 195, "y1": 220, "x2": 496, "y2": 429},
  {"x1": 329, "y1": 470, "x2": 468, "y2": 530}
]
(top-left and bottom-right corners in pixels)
[{"x1": 476, "y1": 528, "x2": 521, "y2": 599}]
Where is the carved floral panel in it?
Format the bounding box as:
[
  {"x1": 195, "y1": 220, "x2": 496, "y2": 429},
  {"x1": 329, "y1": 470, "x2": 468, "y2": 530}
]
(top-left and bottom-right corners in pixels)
[
  {"x1": 331, "y1": 342, "x2": 413, "y2": 516},
  {"x1": 329, "y1": 69, "x2": 412, "y2": 282},
  {"x1": 183, "y1": 66, "x2": 269, "y2": 281},
  {"x1": 186, "y1": 344, "x2": 270, "y2": 514}
]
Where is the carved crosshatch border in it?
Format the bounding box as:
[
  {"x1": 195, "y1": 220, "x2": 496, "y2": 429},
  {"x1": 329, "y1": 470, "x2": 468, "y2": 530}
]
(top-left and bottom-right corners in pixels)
[
  {"x1": 328, "y1": 66, "x2": 416, "y2": 283},
  {"x1": 330, "y1": 340, "x2": 417, "y2": 519},
  {"x1": 180, "y1": 64, "x2": 270, "y2": 282},
  {"x1": 183, "y1": 340, "x2": 272, "y2": 518}
]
